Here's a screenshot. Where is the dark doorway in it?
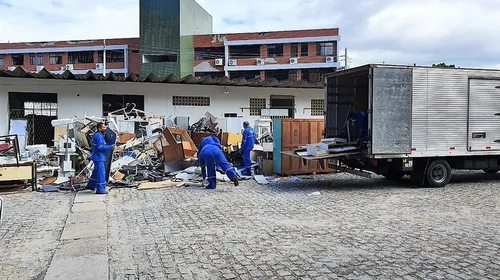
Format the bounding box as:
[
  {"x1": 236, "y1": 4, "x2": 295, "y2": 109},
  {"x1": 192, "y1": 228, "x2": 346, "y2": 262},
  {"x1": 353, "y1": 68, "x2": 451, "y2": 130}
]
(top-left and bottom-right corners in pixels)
[
  {"x1": 8, "y1": 92, "x2": 58, "y2": 146},
  {"x1": 270, "y1": 95, "x2": 295, "y2": 118},
  {"x1": 102, "y1": 94, "x2": 145, "y2": 117}
]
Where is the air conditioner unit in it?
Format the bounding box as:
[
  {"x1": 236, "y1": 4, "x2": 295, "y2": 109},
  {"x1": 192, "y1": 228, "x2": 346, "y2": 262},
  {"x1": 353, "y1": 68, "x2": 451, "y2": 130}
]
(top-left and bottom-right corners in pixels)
[
  {"x1": 326, "y1": 57, "x2": 335, "y2": 63},
  {"x1": 95, "y1": 63, "x2": 103, "y2": 70},
  {"x1": 214, "y1": 58, "x2": 223, "y2": 66},
  {"x1": 256, "y1": 58, "x2": 265, "y2": 65},
  {"x1": 65, "y1": 64, "x2": 74, "y2": 71},
  {"x1": 290, "y1": 58, "x2": 298, "y2": 64},
  {"x1": 228, "y1": 59, "x2": 237, "y2": 66},
  {"x1": 36, "y1": 65, "x2": 45, "y2": 72},
  {"x1": 7, "y1": 66, "x2": 16, "y2": 71}
]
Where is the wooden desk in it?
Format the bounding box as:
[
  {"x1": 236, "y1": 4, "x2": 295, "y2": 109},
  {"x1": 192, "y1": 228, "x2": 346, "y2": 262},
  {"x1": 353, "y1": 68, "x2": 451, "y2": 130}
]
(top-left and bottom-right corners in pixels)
[{"x1": 0, "y1": 160, "x2": 37, "y2": 191}]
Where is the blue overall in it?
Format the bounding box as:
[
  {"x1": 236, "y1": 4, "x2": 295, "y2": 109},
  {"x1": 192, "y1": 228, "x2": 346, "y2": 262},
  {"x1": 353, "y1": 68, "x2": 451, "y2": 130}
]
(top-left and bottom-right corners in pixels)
[
  {"x1": 199, "y1": 137, "x2": 236, "y2": 189},
  {"x1": 241, "y1": 126, "x2": 255, "y2": 175},
  {"x1": 199, "y1": 136, "x2": 222, "y2": 170},
  {"x1": 87, "y1": 132, "x2": 113, "y2": 193},
  {"x1": 353, "y1": 111, "x2": 368, "y2": 143}
]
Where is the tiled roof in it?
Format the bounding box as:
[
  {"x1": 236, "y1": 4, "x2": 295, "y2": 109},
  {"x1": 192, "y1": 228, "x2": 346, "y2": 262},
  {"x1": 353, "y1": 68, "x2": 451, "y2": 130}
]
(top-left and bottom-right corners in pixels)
[{"x1": 0, "y1": 67, "x2": 325, "y2": 88}]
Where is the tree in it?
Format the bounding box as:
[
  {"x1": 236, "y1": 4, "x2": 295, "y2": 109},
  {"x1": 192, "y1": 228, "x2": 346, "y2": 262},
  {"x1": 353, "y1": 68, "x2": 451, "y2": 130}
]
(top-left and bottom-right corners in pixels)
[{"x1": 432, "y1": 63, "x2": 456, "y2": 68}]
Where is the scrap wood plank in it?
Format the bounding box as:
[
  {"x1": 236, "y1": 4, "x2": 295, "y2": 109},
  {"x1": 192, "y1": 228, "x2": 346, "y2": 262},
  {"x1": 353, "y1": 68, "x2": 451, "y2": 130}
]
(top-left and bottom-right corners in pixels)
[{"x1": 138, "y1": 180, "x2": 183, "y2": 190}]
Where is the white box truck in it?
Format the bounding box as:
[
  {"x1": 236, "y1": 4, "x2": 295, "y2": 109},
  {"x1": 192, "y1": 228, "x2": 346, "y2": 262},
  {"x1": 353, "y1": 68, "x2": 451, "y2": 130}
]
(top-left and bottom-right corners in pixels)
[{"x1": 290, "y1": 64, "x2": 500, "y2": 187}]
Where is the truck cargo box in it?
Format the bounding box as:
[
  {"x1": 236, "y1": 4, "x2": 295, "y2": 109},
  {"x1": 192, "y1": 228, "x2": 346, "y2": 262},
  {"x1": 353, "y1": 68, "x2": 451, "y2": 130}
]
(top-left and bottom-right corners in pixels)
[{"x1": 325, "y1": 64, "x2": 500, "y2": 158}]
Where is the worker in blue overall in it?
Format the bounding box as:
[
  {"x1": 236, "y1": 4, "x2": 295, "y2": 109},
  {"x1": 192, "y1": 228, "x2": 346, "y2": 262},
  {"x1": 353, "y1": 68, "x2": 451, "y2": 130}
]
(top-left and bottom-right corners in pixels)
[
  {"x1": 199, "y1": 136, "x2": 238, "y2": 189},
  {"x1": 86, "y1": 122, "x2": 114, "y2": 194},
  {"x1": 240, "y1": 121, "x2": 255, "y2": 175},
  {"x1": 349, "y1": 111, "x2": 368, "y2": 145}
]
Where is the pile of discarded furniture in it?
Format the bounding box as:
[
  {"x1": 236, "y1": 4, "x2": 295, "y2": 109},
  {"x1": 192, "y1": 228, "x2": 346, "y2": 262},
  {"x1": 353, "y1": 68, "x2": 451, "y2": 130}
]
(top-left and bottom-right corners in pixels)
[{"x1": 12, "y1": 107, "x2": 273, "y2": 191}]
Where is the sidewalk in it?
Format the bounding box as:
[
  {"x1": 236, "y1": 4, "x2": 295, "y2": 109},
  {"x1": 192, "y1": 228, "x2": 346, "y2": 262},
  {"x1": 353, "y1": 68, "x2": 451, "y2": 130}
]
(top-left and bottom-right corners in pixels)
[{"x1": 44, "y1": 190, "x2": 108, "y2": 280}]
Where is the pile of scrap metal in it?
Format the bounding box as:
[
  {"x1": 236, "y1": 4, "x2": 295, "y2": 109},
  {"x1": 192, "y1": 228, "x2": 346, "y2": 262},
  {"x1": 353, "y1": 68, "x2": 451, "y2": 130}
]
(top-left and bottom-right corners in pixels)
[{"x1": 29, "y1": 105, "x2": 202, "y2": 191}]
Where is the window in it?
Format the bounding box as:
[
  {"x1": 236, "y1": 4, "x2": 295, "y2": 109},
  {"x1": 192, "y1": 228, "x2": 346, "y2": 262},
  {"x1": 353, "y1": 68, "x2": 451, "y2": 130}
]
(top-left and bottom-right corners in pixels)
[
  {"x1": 316, "y1": 42, "x2": 336, "y2": 56},
  {"x1": 0, "y1": 55, "x2": 4, "y2": 65},
  {"x1": 265, "y1": 70, "x2": 291, "y2": 81},
  {"x1": 250, "y1": 98, "x2": 266, "y2": 116},
  {"x1": 267, "y1": 44, "x2": 283, "y2": 58},
  {"x1": 49, "y1": 53, "x2": 63, "y2": 65},
  {"x1": 11, "y1": 54, "x2": 24, "y2": 66},
  {"x1": 311, "y1": 99, "x2": 325, "y2": 116},
  {"x1": 229, "y1": 45, "x2": 261, "y2": 58},
  {"x1": 102, "y1": 94, "x2": 145, "y2": 116},
  {"x1": 30, "y1": 54, "x2": 36, "y2": 65},
  {"x1": 301, "y1": 43, "x2": 309, "y2": 56},
  {"x1": 24, "y1": 101, "x2": 58, "y2": 116},
  {"x1": 194, "y1": 47, "x2": 225, "y2": 60},
  {"x1": 142, "y1": 54, "x2": 177, "y2": 63},
  {"x1": 98, "y1": 50, "x2": 125, "y2": 63},
  {"x1": 302, "y1": 68, "x2": 333, "y2": 82},
  {"x1": 172, "y1": 96, "x2": 210, "y2": 106},
  {"x1": 68, "y1": 51, "x2": 94, "y2": 64},
  {"x1": 38, "y1": 54, "x2": 44, "y2": 65},
  {"x1": 291, "y1": 43, "x2": 299, "y2": 57},
  {"x1": 195, "y1": 72, "x2": 225, "y2": 79},
  {"x1": 230, "y1": 71, "x2": 260, "y2": 80}
]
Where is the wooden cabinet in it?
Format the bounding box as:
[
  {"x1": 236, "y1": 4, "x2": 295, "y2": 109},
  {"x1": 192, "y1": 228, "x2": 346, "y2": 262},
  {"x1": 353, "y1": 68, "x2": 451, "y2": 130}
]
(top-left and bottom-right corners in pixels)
[{"x1": 272, "y1": 119, "x2": 334, "y2": 175}]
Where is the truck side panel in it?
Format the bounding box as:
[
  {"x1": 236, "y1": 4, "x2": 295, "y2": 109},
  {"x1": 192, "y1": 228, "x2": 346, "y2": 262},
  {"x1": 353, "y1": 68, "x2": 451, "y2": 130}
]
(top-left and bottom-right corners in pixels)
[
  {"x1": 411, "y1": 67, "x2": 500, "y2": 157},
  {"x1": 371, "y1": 67, "x2": 412, "y2": 154}
]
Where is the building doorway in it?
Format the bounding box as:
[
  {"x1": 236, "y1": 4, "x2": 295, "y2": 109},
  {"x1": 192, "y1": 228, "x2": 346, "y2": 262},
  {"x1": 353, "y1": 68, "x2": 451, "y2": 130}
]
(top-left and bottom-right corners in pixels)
[
  {"x1": 270, "y1": 95, "x2": 295, "y2": 118},
  {"x1": 8, "y1": 92, "x2": 58, "y2": 146}
]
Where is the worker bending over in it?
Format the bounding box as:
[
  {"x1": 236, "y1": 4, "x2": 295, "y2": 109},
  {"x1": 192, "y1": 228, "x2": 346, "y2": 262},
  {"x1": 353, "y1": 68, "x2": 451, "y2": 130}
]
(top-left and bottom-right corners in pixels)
[
  {"x1": 87, "y1": 122, "x2": 114, "y2": 194},
  {"x1": 240, "y1": 121, "x2": 255, "y2": 175},
  {"x1": 199, "y1": 136, "x2": 238, "y2": 189}
]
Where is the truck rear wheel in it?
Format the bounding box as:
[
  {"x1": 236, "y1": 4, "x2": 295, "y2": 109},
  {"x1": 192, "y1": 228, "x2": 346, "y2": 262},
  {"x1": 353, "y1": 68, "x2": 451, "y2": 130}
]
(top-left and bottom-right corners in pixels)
[
  {"x1": 426, "y1": 159, "x2": 452, "y2": 188},
  {"x1": 482, "y1": 168, "x2": 500, "y2": 174}
]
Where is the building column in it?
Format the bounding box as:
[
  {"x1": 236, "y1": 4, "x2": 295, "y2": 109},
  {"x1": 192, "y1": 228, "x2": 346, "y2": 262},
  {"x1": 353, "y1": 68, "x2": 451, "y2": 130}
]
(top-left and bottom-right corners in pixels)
[
  {"x1": 260, "y1": 71, "x2": 266, "y2": 80},
  {"x1": 296, "y1": 69, "x2": 302, "y2": 81},
  {"x1": 224, "y1": 45, "x2": 229, "y2": 77}
]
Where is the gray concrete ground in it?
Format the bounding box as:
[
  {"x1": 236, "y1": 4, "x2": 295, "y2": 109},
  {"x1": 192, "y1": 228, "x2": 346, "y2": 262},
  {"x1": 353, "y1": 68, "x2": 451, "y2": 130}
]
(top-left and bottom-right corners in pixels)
[
  {"x1": 0, "y1": 191, "x2": 73, "y2": 280},
  {"x1": 107, "y1": 172, "x2": 500, "y2": 280},
  {"x1": 0, "y1": 171, "x2": 499, "y2": 280}
]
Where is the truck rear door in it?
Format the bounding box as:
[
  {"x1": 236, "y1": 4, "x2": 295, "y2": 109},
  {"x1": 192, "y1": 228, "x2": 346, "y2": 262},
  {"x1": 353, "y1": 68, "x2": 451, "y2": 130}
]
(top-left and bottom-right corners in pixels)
[{"x1": 468, "y1": 78, "x2": 500, "y2": 151}]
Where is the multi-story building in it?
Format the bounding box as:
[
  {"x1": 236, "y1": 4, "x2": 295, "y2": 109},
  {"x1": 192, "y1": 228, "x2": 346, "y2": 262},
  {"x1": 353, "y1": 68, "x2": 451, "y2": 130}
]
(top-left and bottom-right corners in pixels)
[
  {"x1": 193, "y1": 28, "x2": 340, "y2": 82},
  {"x1": 139, "y1": 0, "x2": 213, "y2": 78},
  {"x1": 0, "y1": 38, "x2": 140, "y2": 76}
]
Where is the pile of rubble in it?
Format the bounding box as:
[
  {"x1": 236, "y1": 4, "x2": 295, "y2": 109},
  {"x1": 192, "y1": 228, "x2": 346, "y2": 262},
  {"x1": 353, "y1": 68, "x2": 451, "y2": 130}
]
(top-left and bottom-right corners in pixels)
[{"x1": 25, "y1": 108, "x2": 271, "y2": 192}]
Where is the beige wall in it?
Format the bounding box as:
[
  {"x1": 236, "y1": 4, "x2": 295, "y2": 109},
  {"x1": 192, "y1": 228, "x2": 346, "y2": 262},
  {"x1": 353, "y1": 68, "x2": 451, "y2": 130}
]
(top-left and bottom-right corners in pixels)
[{"x1": 0, "y1": 77, "x2": 324, "y2": 135}]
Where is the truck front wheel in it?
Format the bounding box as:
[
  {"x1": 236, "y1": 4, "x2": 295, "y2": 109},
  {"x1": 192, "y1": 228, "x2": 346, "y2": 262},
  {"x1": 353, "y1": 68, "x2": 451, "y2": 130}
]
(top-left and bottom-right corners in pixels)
[{"x1": 426, "y1": 159, "x2": 452, "y2": 188}]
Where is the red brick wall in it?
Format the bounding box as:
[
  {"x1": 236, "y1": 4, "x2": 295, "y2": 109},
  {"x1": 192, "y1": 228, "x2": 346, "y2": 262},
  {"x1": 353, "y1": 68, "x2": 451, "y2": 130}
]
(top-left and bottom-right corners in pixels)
[
  {"x1": 0, "y1": 38, "x2": 139, "y2": 51},
  {"x1": 193, "y1": 28, "x2": 338, "y2": 48},
  {"x1": 0, "y1": 38, "x2": 141, "y2": 74}
]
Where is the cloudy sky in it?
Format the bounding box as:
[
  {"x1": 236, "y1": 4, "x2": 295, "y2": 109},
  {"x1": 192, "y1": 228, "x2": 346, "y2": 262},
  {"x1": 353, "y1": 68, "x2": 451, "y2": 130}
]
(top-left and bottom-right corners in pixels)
[{"x1": 0, "y1": 0, "x2": 499, "y2": 68}]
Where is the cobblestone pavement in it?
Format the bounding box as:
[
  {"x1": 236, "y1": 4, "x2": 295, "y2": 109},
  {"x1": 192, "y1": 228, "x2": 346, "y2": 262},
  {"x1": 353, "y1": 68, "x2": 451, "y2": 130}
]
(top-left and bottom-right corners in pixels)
[
  {"x1": 0, "y1": 191, "x2": 73, "y2": 280},
  {"x1": 107, "y1": 171, "x2": 500, "y2": 280}
]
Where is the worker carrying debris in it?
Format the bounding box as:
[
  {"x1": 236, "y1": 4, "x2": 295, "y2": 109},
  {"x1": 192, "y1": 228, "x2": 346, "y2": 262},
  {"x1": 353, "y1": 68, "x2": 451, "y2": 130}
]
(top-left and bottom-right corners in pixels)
[
  {"x1": 199, "y1": 136, "x2": 238, "y2": 189},
  {"x1": 240, "y1": 121, "x2": 255, "y2": 175},
  {"x1": 86, "y1": 122, "x2": 114, "y2": 194}
]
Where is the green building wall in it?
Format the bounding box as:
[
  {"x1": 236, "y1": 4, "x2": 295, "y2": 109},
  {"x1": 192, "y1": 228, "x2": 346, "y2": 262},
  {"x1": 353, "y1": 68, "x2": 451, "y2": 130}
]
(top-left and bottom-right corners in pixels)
[{"x1": 140, "y1": 0, "x2": 212, "y2": 78}]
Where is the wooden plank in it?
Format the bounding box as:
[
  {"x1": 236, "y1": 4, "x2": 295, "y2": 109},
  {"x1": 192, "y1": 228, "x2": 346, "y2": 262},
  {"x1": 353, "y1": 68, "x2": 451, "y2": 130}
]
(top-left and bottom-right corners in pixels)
[{"x1": 138, "y1": 180, "x2": 182, "y2": 190}]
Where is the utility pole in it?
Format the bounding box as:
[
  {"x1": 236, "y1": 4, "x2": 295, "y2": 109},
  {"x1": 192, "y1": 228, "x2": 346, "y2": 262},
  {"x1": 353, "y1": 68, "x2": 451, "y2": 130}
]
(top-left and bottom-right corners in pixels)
[{"x1": 103, "y1": 39, "x2": 107, "y2": 77}]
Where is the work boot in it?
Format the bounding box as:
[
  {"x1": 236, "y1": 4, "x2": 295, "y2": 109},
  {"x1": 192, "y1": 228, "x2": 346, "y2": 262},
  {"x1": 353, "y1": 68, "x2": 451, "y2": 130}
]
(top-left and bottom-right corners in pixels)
[
  {"x1": 232, "y1": 176, "x2": 239, "y2": 186},
  {"x1": 95, "y1": 191, "x2": 108, "y2": 194},
  {"x1": 205, "y1": 185, "x2": 216, "y2": 190}
]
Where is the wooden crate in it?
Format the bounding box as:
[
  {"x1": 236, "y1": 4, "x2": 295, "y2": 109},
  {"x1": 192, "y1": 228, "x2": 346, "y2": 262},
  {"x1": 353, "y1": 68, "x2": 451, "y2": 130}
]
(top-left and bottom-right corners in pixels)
[{"x1": 272, "y1": 119, "x2": 334, "y2": 175}]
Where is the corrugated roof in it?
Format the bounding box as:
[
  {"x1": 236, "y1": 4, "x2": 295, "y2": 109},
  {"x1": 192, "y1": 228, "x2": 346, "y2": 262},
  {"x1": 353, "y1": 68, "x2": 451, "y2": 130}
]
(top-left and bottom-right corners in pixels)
[{"x1": 0, "y1": 67, "x2": 325, "y2": 88}]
